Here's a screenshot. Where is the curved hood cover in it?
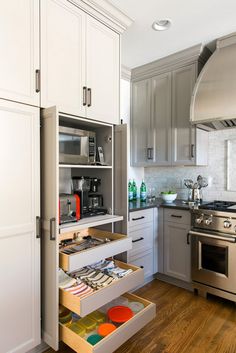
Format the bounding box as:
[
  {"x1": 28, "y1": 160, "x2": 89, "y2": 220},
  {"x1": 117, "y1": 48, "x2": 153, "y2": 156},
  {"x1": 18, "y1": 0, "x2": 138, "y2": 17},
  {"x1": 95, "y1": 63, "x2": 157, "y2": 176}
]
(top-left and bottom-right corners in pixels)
[{"x1": 191, "y1": 32, "x2": 236, "y2": 130}]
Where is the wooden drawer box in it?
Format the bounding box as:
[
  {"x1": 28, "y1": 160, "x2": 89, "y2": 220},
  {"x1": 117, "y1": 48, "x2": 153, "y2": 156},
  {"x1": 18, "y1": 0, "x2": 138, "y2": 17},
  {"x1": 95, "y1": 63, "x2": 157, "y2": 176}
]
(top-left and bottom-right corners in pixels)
[
  {"x1": 60, "y1": 293, "x2": 156, "y2": 353},
  {"x1": 129, "y1": 224, "x2": 153, "y2": 258},
  {"x1": 59, "y1": 228, "x2": 132, "y2": 272},
  {"x1": 164, "y1": 208, "x2": 190, "y2": 225},
  {"x1": 60, "y1": 261, "x2": 144, "y2": 317},
  {"x1": 129, "y1": 209, "x2": 154, "y2": 228}
]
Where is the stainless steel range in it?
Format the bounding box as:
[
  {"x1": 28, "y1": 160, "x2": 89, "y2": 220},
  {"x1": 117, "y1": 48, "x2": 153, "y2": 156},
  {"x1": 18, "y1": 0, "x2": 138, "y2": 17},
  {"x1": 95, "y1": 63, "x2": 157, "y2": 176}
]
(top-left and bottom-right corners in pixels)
[{"x1": 190, "y1": 201, "x2": 236, "y2": 302}]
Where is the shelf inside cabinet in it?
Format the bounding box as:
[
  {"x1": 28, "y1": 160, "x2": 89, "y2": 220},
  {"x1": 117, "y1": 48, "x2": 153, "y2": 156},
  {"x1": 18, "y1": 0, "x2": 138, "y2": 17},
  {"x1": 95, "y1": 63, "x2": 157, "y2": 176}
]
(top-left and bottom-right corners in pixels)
[
  {"x1": 59, "y1": 215, "x2": 124, "y2": 234},
  {"x1": 60, "y1": 293, "x2": 156, "y2": 353},
  {"x1": 59, "y1": 164, "x2": 112, "y2": 169},
  {"x1": 59, "y1": 228, "x2": 132, "y2": 272},
  {"x1": 59, "y1": 260, "x2": 144, "y2": 317}
]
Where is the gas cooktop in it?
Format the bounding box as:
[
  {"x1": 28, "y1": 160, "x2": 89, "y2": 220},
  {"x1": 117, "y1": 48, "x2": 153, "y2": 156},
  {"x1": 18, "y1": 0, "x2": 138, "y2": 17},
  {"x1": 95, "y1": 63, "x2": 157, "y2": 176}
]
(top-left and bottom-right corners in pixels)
[{"x1": 199, "y1": 200, "x2": 236, "y2": 212}]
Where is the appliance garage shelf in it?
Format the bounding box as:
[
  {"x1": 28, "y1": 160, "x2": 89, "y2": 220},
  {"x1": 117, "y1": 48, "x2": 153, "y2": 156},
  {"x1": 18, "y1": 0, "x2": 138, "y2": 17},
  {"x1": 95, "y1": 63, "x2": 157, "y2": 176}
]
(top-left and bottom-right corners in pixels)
[
  {"x1": 59, "y1": 215, "x2": 124, "y2": 234},
  {"x1": 60, "y1": 260, "x2": 144, "y2": 317},
  {"x1": 59, "y1": 164, "x2": 112, "y2": 169}
]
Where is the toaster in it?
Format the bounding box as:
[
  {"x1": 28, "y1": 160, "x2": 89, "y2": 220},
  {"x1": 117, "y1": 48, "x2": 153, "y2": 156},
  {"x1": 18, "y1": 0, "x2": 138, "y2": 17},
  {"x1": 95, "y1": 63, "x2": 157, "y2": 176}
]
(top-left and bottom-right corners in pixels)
[{"x1": 59, "y1": 194, "x2": 80, "y2": 225}]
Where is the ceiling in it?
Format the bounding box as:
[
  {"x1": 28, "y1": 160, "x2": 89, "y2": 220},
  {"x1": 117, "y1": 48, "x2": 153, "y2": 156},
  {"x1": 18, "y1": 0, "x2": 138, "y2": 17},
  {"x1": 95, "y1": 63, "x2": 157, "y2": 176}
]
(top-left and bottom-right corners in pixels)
[{"x1": 109, "y1": 0, "x2": 236, "y2": 68}]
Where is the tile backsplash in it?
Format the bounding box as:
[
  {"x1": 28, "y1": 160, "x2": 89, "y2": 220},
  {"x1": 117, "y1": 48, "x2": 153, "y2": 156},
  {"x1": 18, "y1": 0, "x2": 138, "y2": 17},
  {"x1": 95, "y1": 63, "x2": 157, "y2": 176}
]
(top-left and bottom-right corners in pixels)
[{"x1": 145, "y1": 129, "x2": 236, "y2": 202}]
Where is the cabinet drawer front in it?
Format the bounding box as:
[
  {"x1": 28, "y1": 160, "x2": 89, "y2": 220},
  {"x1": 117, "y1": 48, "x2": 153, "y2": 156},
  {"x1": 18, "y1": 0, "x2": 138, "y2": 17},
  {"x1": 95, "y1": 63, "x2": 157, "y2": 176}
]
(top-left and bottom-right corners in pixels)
[
  {"x1": 59, "y1": 228, "x2": 132, "y2": 272},
  {"x1": 60, "y1": 293, "x2": 156, "y2": 353},
  {"x1": 60, "y1": 261, "x2": 144, "y2": 317},
  {"x1": 129, "y1": 252, "x2": 154, "y2": 279},
  {"x1": 129, "y1": 225, "x2": 153, "y2": 258},
  {"x1": 129, "y1": 209, "x2": 153, "y2": 228},
  {"x1": 164, "y1": 208, "x2": 190, "y2": 225}
]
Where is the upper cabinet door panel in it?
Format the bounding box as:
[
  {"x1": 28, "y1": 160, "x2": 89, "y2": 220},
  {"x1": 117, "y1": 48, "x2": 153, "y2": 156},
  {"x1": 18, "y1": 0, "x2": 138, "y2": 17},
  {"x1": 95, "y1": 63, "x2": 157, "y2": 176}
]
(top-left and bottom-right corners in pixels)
[
  {"x1": 172, "y1": 64, "x2": 196, "y2": 165},
  {"x1": 0, "y1": 0, "x2": 40, "y2": 106},
  {"x1": 86, "y1": 16, "x2": 120, "y2": 124},
  {"x1": 151, "y1": 73, "x2": 172, "y2": 165},
  {"x1": 41, "y1": 0, "x2": 86, "y2": 117},
  {"x1": 131, "y1": 79, "x2": 151, "y2": 166}
]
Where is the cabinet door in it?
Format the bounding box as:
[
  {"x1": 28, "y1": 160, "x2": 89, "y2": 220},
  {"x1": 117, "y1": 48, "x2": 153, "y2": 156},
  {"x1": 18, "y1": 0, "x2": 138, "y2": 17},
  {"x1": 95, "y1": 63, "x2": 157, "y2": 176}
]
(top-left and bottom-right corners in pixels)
[
  {"x1": 151, "y1": 73, "x2": 172, "y2": 165},
  {"x1": 172, "y1": 64, "x2": 197, "y2": 165},
  {"x1": 164, "y1": 222, "x2": 191, "y2": 282},
  {"x1": 86, "y1": 15, "x2": 120, "y2": 124},
  {"x1": 131, "y1": 79, "x2": 151, "y2": 166},
  {"x1": 41, "y1": 0, "x2": 86, "y2": 117},
  {"x1": 0, "y1": 0, "x2": 40, "y2": 106},
  {"x1": 0, "y1": 100, "x2": 40, "y2": 353}
]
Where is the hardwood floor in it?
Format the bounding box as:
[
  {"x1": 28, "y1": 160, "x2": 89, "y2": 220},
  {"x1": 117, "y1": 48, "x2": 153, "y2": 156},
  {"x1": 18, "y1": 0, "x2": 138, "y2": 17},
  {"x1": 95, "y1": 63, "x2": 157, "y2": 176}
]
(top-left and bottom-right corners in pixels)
[{"x1": 45, "y1": 279, "x2": 236, "y2": 353}]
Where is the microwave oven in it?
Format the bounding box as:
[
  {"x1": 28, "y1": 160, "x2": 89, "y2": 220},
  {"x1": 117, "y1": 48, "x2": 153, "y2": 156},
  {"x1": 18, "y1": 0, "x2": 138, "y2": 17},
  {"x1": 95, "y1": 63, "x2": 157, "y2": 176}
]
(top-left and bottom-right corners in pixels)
[{"x1": 59, "y1": 126, "x2": 96, "y2": 165}]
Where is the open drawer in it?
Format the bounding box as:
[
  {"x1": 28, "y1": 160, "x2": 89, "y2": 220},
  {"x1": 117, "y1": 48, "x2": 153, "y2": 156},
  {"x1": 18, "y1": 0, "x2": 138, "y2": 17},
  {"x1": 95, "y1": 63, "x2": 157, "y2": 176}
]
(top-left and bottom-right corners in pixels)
[
  {"x1": 60, "y1": 228, "x2": 132, "y2": 272},
  {"x1": 60, "y1": 261, "x2": 144, "y2": 317},
  {"x1": 60, "y1": 293, "x2": 156, "y2": 353}
]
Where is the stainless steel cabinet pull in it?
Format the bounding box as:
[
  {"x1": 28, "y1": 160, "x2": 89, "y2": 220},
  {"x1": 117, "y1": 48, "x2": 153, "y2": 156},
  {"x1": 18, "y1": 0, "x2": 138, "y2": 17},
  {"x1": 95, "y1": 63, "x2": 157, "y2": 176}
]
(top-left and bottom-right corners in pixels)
[
  {"x1": 87, "y1": 88, "x2": 92, "y2": 107},
  {"x1": 132, "y1": 237, "x2": 144, "y2": 243},
  {"x1": 191, "y1": 144, "x2": 195, "y2": 158},
  {"x1": 83, "y1": 86, "x2": 87, "y2": 106},
  {"x1": 50, "y1": 217, "x2": 56, "y2": 241},
  {"x1": 171, "y1": 215, "x2": 182, "y2": 218},
  {"x1": 36, "y1": 216, "x2": 41, "y2": 239},
  {"x1": 132, "y1": 216, "x2": 145, "y2": 221},
  {"x1": 35, "y1": 69, "x2": 40, "y2": 93},
  {"x1": 147, "y1": 148, "x2": 153, "y2": 160}
]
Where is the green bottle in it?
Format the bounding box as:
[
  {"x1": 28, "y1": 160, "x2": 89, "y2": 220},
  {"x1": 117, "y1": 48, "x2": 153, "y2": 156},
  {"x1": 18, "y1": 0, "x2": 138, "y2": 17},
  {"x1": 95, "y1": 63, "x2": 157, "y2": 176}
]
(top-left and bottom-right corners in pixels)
[
  {"x1": 140, "y1": 179, "x2": 147, "y2": 202},
  {"x1": 128, "y1": 179, "x2": 133, "y2": 201},
  {"x1": 132, "y1": 179, "x2": 137, "y2": 201}
]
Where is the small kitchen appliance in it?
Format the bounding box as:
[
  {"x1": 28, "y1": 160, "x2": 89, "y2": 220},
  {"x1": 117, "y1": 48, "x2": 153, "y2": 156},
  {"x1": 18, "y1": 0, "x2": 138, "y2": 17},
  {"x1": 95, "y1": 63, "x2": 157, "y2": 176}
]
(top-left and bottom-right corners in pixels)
[
  {"x1": 190, "y1": 200, "x2": 236, "y2": 301},
  {"x1": 59, "y1": 194, "x2": 80, "y2": 225},
  {"x1": 59, "y1": 126, "x2": 96, "y2": 165}
]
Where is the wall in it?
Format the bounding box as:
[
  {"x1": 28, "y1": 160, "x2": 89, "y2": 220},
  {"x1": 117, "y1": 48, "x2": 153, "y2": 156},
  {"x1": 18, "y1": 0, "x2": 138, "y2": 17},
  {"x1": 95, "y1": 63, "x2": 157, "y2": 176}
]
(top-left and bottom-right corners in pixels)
[
  {"x1": 145, "y1": 128, "x2": 236, "y2": 202},
  {"x1": 120, "y1": 78, "x2": 144, "y2": 195}
]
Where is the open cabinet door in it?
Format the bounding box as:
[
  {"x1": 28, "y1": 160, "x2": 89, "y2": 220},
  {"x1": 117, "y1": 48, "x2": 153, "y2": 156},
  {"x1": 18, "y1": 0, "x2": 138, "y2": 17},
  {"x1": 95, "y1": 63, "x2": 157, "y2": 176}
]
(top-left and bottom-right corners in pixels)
[
  {"x1": 114, "y1": 124, "x2": 128, "y2": 235},
  {"x1": 41, "y1": 106, "x2": 59, "y2": 350}
]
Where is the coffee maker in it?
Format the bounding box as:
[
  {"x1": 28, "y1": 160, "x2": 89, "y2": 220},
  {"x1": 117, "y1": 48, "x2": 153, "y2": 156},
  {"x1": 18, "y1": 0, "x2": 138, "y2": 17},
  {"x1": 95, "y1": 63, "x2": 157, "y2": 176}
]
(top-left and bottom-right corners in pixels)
[{"x1": 72, "y1": 176, "x2": 107, "y2": 218}]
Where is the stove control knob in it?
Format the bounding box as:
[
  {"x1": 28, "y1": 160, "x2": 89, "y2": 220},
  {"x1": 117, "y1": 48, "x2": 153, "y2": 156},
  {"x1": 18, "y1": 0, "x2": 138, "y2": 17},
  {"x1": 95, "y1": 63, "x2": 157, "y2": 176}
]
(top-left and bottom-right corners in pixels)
[
  {"x1": 195, "y1": 215, "x2": 204, "y2": 224},
  {"x1": 224, "y1": 219, "x2": 232, "y2": 229},
  {"x1": 204, "y1": 216, "x2": 213, "y2": 226}
]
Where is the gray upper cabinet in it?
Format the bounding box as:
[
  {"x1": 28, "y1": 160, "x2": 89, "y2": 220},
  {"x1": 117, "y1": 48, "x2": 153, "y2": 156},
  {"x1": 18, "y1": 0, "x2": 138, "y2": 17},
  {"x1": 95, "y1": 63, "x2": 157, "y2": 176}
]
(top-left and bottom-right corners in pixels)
[
  {"x1": 151, "y1": 73, "x2": 172, "y2": 166},
  {"x1": 131, "y1": 45, "x2": 211, "y2": 167},
  {"x1": 131, "y1": 79, "x2": 151, "y2": 166}
]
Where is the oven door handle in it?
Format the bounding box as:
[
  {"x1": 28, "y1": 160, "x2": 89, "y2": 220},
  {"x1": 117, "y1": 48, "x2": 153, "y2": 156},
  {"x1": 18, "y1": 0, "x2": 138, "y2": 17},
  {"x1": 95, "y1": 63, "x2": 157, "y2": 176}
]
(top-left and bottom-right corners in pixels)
[{"x1": 189, "y1": 230, "x2": 236, "y2": 243}]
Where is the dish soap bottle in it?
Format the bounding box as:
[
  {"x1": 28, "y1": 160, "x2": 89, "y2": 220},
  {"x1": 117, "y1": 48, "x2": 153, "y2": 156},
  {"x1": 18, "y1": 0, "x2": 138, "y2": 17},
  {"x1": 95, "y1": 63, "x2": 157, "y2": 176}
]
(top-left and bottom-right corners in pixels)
[
  {"x1": 132, "y1": 179, "x2": 137, "y2": 201},
  {"x1": 140, "y1": 179, "x2": 147, "y2": 202},
  {"x1": 128, "y1": 179, "x2": 133, "y2": 201}
]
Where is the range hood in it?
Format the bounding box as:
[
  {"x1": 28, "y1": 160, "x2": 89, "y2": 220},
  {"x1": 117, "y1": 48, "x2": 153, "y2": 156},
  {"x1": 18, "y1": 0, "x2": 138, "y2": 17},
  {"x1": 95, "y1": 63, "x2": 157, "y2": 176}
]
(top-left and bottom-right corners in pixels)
[{"x1": 190, "y1": 32, "x2": 236, "y2": 131}]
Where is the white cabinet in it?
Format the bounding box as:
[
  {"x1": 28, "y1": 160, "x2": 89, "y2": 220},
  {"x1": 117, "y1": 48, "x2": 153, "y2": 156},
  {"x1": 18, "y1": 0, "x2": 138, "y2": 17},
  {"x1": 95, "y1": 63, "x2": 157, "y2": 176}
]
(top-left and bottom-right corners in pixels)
[
  {"x1": 163, "y1": 209, "x2": 191, "y2": 282},
  {"x1": 0, "y1": 0, "x2": 40, "y2": 106},
  {"x1": 41, "y1": 0, "x2": 86, "y2": 117},
  {"x1": 86, "y1": 16, "x2": 120, "y2": 124},
  {"x1": 41, "y1": 0, "x2": 120, "y2": 124},
  {"x1": 0, "y1": 100, "x2": 40, "y2": 353}
]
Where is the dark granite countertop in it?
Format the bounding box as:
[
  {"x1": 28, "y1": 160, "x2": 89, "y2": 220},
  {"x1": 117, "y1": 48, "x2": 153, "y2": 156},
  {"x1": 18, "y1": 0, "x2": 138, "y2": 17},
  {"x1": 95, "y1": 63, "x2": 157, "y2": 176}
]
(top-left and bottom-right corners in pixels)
[{"x1": 129, "y1": 198, "x2": 196, "y2": 212}]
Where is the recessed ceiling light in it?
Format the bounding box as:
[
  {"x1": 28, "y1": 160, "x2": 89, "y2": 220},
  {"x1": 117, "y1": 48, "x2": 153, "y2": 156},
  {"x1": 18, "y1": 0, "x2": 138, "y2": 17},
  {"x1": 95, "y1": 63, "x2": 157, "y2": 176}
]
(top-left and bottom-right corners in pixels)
[{"x1": 152, "y1": 19, "x2": 172, "y2": 31}]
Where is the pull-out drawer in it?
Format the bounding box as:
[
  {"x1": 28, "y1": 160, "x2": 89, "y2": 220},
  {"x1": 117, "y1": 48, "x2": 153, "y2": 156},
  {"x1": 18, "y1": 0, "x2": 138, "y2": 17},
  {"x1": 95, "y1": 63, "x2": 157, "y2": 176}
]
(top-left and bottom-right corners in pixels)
[
  {"x1": 129, "y1": 209, "x2": 153, "y2": 228},
  {"x1": 129, "y1": 224, "x2": 153, "y2": 258},
  {"x1": 60, "y1": 228, "x2": 132, "y2": 272},
  {"x1": 60, "y1": 293, "x2": 156, "y2": 353},
  {"x1": 164, "y1": 208, "x2": 190, "y2": 225},
  {"x1": 129, "y1": 251, "x2": 154, "y2": 279},
  {"x1": 60, "y1": 261, "x2": 144, "y2": 317}
]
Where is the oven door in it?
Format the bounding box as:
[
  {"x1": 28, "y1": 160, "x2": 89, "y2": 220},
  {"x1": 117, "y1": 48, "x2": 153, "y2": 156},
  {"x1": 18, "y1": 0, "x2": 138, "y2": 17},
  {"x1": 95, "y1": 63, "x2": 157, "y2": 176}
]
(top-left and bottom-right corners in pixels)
[
  {"x1": 190, "y1": 229, "x2": 236, "y2": 293},
  {"x1": 59, "y1": 126, "x2": 90, "y2": 164}
]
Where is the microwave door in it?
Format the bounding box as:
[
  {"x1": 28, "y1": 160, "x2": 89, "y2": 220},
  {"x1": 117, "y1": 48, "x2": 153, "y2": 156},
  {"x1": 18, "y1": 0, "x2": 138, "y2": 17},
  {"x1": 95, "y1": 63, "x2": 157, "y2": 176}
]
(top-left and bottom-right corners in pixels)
[{"x1": 59, "y1": 128, "x2": 89, "y2": 164}]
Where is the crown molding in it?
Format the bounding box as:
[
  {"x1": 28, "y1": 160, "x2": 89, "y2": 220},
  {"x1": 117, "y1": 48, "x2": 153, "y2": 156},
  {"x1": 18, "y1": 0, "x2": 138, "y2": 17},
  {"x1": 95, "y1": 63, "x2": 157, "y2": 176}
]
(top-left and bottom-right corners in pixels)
[
  {"x1": 121, "y1": 65, "x2": 131, "y2": 81},
  {"x1": 69, "y1": 0, "x2": 133, "y2": 34},
  {"x1": 131, "y1": 44, "x2": 212, "y2": 81}
]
